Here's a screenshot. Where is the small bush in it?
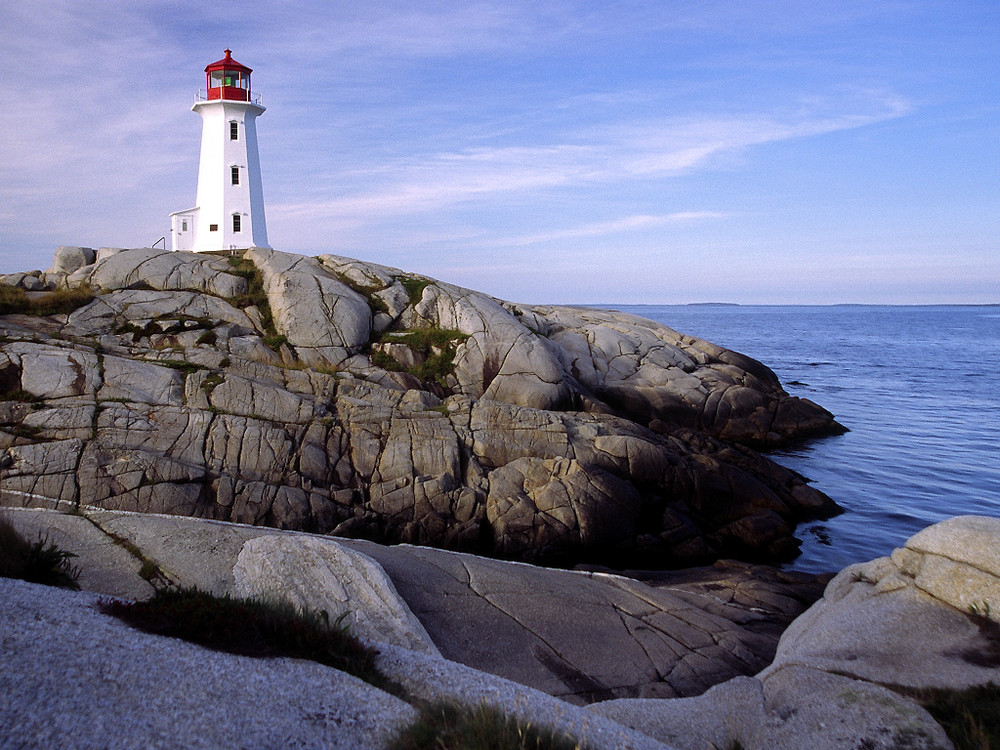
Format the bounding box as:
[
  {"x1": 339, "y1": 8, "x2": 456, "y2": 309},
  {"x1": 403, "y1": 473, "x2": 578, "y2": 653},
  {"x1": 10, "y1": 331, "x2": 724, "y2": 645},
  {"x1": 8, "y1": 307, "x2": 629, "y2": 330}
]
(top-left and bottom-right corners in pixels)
[
  {"x1": 0, "y1": 285, "x2": 28, "y2": 314},
  {"x1": 100, "y1": 588, "x2": 393, "y2": 691},
  {"x1": 153, "y1": 359, "x2": 204, "y2": 375},
  {"x1": 0, "y1": 515, "x2": 80, "y2": 590},
  {"x1": 263, "y1": 333, "x2": 288, "y2": 352},
  {"x1": 389, "y1": 700, "x2": 587, "y2": 750}
]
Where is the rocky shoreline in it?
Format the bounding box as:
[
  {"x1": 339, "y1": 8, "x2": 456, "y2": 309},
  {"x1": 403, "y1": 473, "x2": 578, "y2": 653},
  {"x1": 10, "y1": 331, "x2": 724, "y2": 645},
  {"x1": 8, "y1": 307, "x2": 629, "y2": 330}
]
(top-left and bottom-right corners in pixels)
[
  {"x1": 4, "y1": 507, "x2": 999, "y2": 748},
  {"x1": 3, "y1": 247, "x2": 998, "y2": 747},
  {"x1": 2, "y1": 245, "x2": 843, "y2": 569}
]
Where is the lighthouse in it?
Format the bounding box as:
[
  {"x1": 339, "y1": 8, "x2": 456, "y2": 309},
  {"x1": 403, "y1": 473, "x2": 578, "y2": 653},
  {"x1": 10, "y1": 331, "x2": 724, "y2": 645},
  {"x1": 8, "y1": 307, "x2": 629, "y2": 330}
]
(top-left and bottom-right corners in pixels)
[{"x1": 170, "y1": 50, "x2": 271, "y2": 252}]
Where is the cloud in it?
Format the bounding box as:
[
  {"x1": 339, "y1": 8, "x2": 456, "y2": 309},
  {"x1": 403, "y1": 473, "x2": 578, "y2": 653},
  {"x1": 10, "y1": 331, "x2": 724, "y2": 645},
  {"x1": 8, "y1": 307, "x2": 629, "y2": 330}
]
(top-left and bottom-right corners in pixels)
[
  {"x1": 268, "y1": 89, "x2": 911, "y2": 229},
  {"x1": 499, "y1": 212, "x2": 728, "y2": 247}
]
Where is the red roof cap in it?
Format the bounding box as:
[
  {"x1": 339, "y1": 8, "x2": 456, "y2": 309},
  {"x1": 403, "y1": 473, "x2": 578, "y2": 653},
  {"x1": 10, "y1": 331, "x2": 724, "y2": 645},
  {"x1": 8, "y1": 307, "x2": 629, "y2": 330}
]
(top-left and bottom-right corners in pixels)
[{"x1": 204, "y1": 49, "x2": 252, "y2": 74}]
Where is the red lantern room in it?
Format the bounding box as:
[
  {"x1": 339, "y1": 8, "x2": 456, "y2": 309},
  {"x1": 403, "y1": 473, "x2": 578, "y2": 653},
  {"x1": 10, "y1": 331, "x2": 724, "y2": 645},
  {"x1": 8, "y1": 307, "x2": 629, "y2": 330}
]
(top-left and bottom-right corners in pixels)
[{"x1": 204, "y1": 49, "x2": 252, "y2": 102}]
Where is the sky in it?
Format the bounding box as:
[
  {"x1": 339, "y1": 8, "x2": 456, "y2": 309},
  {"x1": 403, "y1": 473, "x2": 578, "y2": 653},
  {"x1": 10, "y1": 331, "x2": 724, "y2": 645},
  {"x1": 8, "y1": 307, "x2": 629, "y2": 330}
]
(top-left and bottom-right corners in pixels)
[{"x1": 1, "y1": 1, "x2": 998, "y2": 305}]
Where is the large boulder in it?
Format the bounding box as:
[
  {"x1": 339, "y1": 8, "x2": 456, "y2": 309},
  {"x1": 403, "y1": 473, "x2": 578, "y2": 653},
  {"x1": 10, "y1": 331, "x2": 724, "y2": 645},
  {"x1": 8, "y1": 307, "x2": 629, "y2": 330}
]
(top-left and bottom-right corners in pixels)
[
  {"x1": 590, "y1": 516, "x2": 1000, "y2": 749},
  {"x1": 1, "y1": 246, "x2": 843, "y2": 567},
  {"x1": 49, "y1": 245, "x2": 95, "y2": 274},
  {"x1": 6, "y1": 510, "x2": 994, "y2": 749},
  {"x1": 1, "y1": 508, "x2": 827, "y2": 706},
  {"x1": 761, "y1": 515, "x2": 1000, "y2": 690}
]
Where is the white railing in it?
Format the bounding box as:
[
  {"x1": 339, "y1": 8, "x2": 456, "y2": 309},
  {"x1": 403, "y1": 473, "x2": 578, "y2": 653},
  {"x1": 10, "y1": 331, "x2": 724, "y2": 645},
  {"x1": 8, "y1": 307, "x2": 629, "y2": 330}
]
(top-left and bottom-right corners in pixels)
[{"x1": 194, "y1": 89, "x2": 263, "y2": 106}]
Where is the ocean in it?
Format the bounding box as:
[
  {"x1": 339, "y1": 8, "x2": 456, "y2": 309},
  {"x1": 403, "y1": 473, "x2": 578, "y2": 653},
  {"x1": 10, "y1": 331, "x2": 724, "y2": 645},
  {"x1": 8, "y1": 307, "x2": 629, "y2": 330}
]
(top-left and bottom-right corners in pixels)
[{"x1": 609, "y1": 304, "x2": 1000, "y2": 574}]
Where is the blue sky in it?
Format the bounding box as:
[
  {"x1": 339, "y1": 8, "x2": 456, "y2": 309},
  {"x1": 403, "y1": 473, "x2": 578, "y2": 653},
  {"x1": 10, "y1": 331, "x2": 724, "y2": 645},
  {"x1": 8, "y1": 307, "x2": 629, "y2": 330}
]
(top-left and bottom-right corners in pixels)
[{"x1": 1, "y1": 1, "x2": 997, "y2": 304}]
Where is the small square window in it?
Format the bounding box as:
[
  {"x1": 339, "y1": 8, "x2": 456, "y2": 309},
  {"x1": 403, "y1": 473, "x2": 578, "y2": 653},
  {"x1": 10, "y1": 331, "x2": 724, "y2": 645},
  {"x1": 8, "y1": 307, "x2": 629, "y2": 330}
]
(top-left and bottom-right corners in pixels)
[
  {"x1": 209, "y1": 224, "x2": 218, "y2": 232},
  {"x1": 181, "y1": 220, "x2": 188, "y2": 232},
  {"x1": 230, "y1": 121, "x2": 238, "y2": 140},
  {"x1": 233, "y1": 214, "x2": 242, "y2": 233},
  {"x1": 231, "y1": 166, "x2": 240, "y2": 185}
]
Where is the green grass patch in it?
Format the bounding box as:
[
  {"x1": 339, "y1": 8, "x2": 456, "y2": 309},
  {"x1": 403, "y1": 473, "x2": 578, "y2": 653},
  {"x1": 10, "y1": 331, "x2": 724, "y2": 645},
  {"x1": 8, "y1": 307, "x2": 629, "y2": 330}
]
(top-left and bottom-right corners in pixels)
[
  {"x1": 200, "y1": 371, "x2": 224, "y2": 396},
  {"x1": 0, "y1": 285, "x2": 95, "y2": 316},
  {"x1": 900, "y1": 683, "x2": 1000, "y2": 750},
  {"x1": 263, "y1": 333, "x2": 288, "y2": 352},
  {"x1": 389, "y1": 700, "x2": 588, "y2": 750},
  {"x1": 152, "y1": 359, "x2": 204, "y2": 375},
  {"x1": 372, "y1": 328, "x2": 469, "y2": 386},
  {"x1": 226, "y1": 256, "x2": 277, "y2": 336},
  {"x1": 100, "y1": 587, "x2": 397, "y2": 692},
  {"x1": 1, "y1": 389, "x2": 41, "y2": 403},
  {"x1": 399, "y1": 277, "x2": 431, "y2": 306},
  {"x1": 0, "y1": 515, "x2": 80, "y2": 590}
]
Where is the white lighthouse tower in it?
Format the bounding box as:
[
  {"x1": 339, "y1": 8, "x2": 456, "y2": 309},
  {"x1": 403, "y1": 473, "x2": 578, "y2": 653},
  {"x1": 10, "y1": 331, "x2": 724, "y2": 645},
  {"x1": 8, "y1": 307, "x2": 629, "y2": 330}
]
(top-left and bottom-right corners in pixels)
[{"x1": 170, "y1": 50, "x2": 271, "y2": 252}]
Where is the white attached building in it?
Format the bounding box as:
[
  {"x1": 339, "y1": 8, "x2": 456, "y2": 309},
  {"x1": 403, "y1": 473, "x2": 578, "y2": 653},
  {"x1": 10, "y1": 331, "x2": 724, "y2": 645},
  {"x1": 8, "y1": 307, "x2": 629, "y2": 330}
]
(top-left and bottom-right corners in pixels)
[{"x1": 171, "y1": 50, "x2": 271, "y2": 252}]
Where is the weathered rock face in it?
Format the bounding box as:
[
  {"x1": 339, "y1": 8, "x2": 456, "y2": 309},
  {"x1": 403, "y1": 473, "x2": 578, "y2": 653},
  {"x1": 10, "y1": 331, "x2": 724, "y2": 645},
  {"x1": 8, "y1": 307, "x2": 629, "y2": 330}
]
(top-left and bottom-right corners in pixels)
[
  {"x1": 592, "y1": 518, "x2": 1000, "y2": 749},
  {"x1": 3, "y1": 508, "x2": 831, "y2": 706},
  {"x1": 6, "y1": 509, "x2": 994, "y2": 749},
  {"x1": 1, "y1": 246, "x2": 843, "y2": 567}
]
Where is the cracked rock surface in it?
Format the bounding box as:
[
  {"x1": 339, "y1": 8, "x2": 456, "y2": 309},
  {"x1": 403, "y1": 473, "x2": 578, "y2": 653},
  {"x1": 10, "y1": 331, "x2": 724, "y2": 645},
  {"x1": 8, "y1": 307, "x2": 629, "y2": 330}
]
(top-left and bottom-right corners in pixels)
[
  {"x1": 2, "y1": 246, "x2": 843, "y2": 567},
  {"x1": 3, "y1": 507, "x2": 827, "y2": 706}
]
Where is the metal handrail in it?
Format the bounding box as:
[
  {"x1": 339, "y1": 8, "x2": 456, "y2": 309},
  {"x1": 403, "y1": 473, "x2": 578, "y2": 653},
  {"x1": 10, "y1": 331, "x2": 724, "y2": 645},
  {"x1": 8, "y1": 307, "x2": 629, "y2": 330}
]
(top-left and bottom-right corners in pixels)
[
  {"x1": 152, "y1": 236, "x2": 166, "y2": 249},
  {"x1": 194, "y1": 90, "x2": 263, "y2": 106}
]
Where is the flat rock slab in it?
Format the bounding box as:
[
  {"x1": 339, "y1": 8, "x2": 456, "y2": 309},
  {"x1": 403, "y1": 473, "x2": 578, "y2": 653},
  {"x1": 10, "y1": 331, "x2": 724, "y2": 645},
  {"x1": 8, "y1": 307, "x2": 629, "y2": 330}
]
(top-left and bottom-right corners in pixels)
[
  {"x1": 84, "y1": 509, "x2": 276, "y2": 595},
  {"x1": 233, "y1": 534, "x2": 440, "y2": 655},
  {"x1": 0, "y1": 577, "x2": 416, "y2": 750},
  {"x1": 3, "y1": 507, "x2": 154, "y2": 600},
  {"x1": 341, "y1": 539, "x2": 824, "y2": 704},
  {"x1": 6, "y1": 508, "x2": 822, "y2": 707},
  {"x1": 376, "y1": 642, "x2": 672, "y2": 750},
  {"x1": 590, "y1": 667, "x2": 951, "y2": 750}
]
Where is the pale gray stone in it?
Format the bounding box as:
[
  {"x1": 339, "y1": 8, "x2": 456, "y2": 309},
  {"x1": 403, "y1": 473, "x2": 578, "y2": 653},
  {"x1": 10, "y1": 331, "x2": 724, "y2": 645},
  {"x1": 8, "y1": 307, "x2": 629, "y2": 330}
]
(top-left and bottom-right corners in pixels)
[
  {"x1": 50, "y1": 246, "x2": 96, "y2": 274},
  {"x1": 249, "y1": 248, "x2": 371, "y2": 356},
  {"x1": 588, "y1": 677, "x2": 766, "y2": 750},
  {"x1": 98, "y1": 355, "x2": 184, "y2": 405},
  {"x1": 2, "y1": 507, "x2": 154, "y2": 600},
  {"x1": 84, "y1": 247, "x2": 247, "y2": 298},
  {"x1": 0, "y1": 577, "x2": 416, "y2": 750},
  {"x1": 233, "y1": 534, "x2": 441, "y2": 655},
  {"x1": 6, "y1": 342, "x2": 101, "y2": 399},
  {"x1": 764, "y1": 556, "x2": 1000, "y2": 690},
  {"x1": 754, "y1": 666, "x2": 951, "y2": 750}
]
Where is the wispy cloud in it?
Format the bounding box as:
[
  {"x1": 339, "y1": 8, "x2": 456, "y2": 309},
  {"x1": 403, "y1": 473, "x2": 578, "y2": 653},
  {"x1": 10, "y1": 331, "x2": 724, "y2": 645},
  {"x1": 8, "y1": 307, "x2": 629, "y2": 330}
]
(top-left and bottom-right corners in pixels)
[{"x1": 269, "y1": 90, "x2": 911, "y2": 227}]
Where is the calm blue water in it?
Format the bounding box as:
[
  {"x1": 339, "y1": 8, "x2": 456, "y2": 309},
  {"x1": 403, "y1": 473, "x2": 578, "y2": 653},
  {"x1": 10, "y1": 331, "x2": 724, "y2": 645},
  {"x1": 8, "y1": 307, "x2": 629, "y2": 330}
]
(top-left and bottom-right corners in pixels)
[{"x1": 610, "y1": 305, "x2": 1000, "y2": 573}]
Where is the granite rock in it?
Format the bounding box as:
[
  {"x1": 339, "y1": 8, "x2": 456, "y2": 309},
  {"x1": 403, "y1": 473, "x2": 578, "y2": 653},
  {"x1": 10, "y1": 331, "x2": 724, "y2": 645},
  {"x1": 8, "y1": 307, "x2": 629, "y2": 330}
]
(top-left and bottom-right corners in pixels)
[{"x1": 1, "y1": 246, "x2": 844, "y2": 567}]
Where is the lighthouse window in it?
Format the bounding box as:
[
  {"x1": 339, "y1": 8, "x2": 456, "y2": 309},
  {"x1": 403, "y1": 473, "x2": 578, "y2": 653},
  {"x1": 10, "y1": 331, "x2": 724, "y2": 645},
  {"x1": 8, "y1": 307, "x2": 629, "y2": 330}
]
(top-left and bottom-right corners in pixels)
[
  {"x1": 233, "y1": 214, "x2": 242, "y2": 233},
  {"x1": 209, "y1": 224, "x2": 218, "y2": 232},
  {"x1": 231, "y1": 166, "x2": 240, "y2": 185},
  {"x1": 181, "y1": 220, "x2": 188, "y2": 232},
  {"x1": 230, "y1": 121, "x2": 238, "y2": 140}
]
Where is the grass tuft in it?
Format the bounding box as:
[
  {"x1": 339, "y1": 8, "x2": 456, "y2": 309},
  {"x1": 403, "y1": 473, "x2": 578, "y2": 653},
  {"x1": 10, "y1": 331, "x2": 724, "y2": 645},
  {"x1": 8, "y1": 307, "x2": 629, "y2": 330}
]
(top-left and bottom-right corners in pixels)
[
  {"x1": 901, "y1": 683, "x2": 1000, "y2": 750},
  {"x1": 0, "y1": 515, "x2": 80, "y2": 589},
  {"x1": 399, "y1": 277, "x2": 431, "y2": 306},
  {"x1": 389, "y1": 700, "x2": 588, "y2": 750},
  {"x1": 100, "y1": 587, "x2": 395, "y2": 692},
  {"x1": 1, "y1": 388, "x2": 41, "y2": 403},
  {"x1": 373, "y1": 328, "x2": 469, "y2": 386},
  {"x1": 0, "y1": 285, "x2": 95, "y2": 316}
]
